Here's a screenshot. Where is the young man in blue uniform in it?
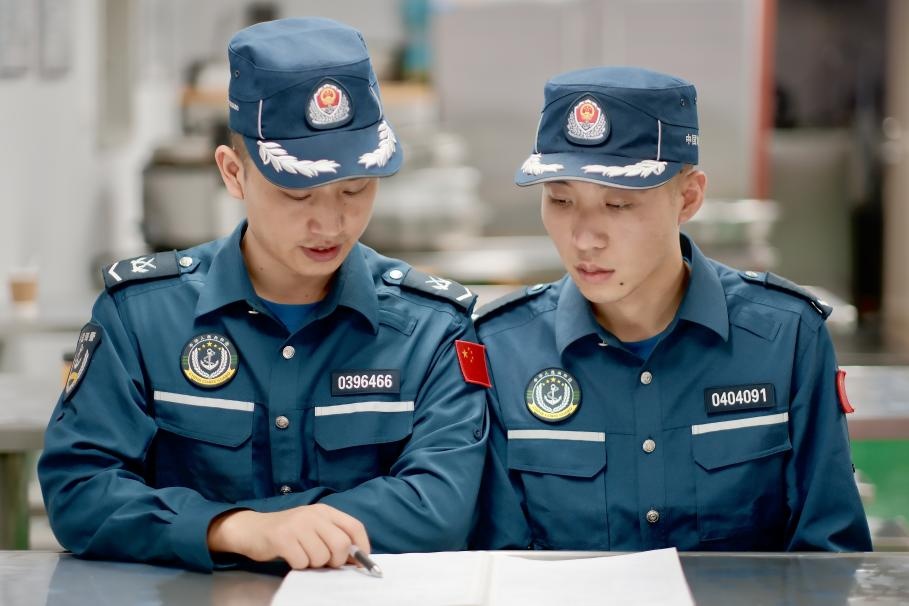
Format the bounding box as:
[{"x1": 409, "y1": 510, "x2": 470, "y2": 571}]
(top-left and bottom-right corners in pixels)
[
  {"x1": 39, "y1": 18, "x2": 489, "y2": 572},
  {"x1": 473, "y1": 67, "x2": 871, "y2": 552}
]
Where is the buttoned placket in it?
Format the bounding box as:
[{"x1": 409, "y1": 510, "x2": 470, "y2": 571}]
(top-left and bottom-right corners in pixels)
[
  {"x1": 266, "y1": 319, "x2": 308, "y2": 496},
  {"x1": 633, "y1": 356, "x2": 667, "y2": 549}
]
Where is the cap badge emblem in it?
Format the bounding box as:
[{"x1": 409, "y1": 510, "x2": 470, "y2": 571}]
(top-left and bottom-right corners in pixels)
[
  {"x1": 307, "y1": 82, "x2": 352, "y2": 129},
  {"x1": 566, "y1": 96, "x2": 608, "y2": 145}
]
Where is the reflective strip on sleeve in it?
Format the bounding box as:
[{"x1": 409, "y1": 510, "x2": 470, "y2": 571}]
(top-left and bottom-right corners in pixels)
[
  {"x1": 153, "y1": 390, "x2": 254, "y2": 412},
  {"x1": 691, "y1": 411, "x2": 789, "y2": 435},
  {"x1": 314, "y1": 401, "x2": 415, "y2": 416}
]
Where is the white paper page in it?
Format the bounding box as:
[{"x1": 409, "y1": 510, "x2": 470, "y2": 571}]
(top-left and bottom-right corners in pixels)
[
  {"x1": 270, "y1": 551, "x2": 492, "y2": 606},
  {"x1": 489, "y1": 548, "x2": 694, "y2": 606}
]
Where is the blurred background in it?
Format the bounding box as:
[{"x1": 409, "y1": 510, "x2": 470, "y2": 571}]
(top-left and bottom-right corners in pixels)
[{"x1": 0, "y1": 0, "x2": 907, "y2": 552}]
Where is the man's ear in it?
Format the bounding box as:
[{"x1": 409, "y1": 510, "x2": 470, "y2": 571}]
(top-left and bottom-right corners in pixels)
[
  {"x1": 677, "y1": 169, "x2": 707, "y2": 225},
  {"x1": 215, "y1": 145, "x2": 247, "y2": 200}
]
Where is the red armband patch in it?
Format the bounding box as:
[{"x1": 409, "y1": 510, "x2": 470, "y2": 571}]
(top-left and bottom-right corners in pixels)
[
  {"x1": 455, "y1": 340, "x2": 491, "y2": 388},
  {"x1": 836, "y1": 368, "x2": 854, "y2": 414}
]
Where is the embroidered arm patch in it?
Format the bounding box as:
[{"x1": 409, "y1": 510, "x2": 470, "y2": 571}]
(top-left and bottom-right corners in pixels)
[
  {"x1": 836, "y1": 368, "x2": 855, "y2": 414},
  {"x1": 64, "y1": 322, "x2": 102, "y2": 400},
  {"x1": 455, "y1": 340, "x2": 491, "y2": 388}
]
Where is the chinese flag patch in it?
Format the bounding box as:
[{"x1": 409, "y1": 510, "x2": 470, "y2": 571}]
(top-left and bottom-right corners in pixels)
[
  {"x1": 836, "y1": 368, "x2": 855, "y2": 414},
  {"x1": 455, "y1": 340, "x2": 491, "y2": 388}
]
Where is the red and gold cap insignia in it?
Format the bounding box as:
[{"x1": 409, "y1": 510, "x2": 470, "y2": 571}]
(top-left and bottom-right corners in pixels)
[{"x1": 307, "y1": 81, "x2": 352, "y2": 129}]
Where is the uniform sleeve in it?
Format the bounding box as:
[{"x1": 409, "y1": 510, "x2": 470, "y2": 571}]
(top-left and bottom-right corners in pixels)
[
  {"x1": 38, "y1": 292, "x2": 239, "y2": 571},
  {"x1": 316, "y1": 316, "x2": 487, "y2": 552},
  {"x1": 470, "y1": 381, "x2": 532, "y2": 549},
  {"x1": 785, "y1": 321, "x2": 872, "y2": 551}
]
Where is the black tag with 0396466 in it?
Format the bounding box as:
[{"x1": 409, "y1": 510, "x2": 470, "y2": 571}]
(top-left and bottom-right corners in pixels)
[{"x1": 331, "y1": 370, "x2": 400, "y2": 396}]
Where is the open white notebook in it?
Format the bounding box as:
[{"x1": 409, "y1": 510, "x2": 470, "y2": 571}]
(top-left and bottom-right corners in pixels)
[{"x1": 270, "y1": 548, "x2": 694, "y2": 606}]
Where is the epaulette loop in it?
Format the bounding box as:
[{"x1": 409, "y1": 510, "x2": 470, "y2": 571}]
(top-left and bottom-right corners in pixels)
[
  {"x1": 740, "y1": 270, "x2": 833, "y2": 319},
  {"x1": 382, "y1": 267, "x2": 475, "y2": 311},
  {"x1": 474, "y1": 283, "x2": 550, "y2": 323},
  {"x1": 102, "y1": 251, "x2": 180, "y2": 291}
]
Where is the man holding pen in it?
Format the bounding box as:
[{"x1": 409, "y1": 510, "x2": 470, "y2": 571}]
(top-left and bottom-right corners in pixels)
[{"x1": 39, "y1": 17, "x2": 489, "y2": 572}]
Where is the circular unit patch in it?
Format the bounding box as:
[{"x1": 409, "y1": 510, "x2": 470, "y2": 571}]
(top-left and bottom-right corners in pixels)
[
  {"x1": 181, "y1": 333, "x2": 239, "y2": 389},
  {"x1": 525, "y1": 368, "x2": 581, "y2": 422}
]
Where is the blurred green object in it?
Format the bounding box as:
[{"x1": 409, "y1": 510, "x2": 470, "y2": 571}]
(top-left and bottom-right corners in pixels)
[
  {"x1": 401, "y1": 0, "x2": 430, "y2": 82},
  {"x1": 852, "y1": 440, "x2": 909, "y2": 548}
]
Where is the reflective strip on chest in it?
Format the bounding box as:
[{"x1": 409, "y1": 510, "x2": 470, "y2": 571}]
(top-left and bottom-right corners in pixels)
[
  {"x1": 704, "y1": 383, "x2": 775, "y2": 414},
  {"x1": 691, "y1": 411, "x2": 788, "y2": 435},
  {"x1": 507, "y1": 429, "x2": 606, "y2": 442},
  {"x1": 153, "y1": 390, "x2": 254, "y2": 412},
  {"x1": 314, "y1": 401, "x2": 415, "y2": 416}
]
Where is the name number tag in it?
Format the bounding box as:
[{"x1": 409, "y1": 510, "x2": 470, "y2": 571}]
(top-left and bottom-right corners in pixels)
[
  {"x1": 331, "y1": 370, "x2": 400, "y2": 396},
  {"x1": 704, "y1": 383, "x2": 775, "y2": 414}
]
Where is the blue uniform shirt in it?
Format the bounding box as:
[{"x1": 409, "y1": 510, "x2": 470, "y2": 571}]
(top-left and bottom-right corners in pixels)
[
  {"x1": 39, "y1": 221, "x2": 487, "y2": 571},
  {"x1": 473, "y1": 235, "x2": 871, "y2": 552}
]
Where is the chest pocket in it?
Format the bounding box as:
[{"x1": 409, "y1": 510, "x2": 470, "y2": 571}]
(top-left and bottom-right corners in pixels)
[
  {"x1": 151, "y1": 390, "x2": 254, "y2": 503},
  {"x1": 506, "y1": 429, "x2": 609, "y2": 550},
  {"x1": 691, "y1": 412, "x2": 792, "y2": 546},
  {"x1": 313, "y1": 400, "x2": 414, "y2": 491}
]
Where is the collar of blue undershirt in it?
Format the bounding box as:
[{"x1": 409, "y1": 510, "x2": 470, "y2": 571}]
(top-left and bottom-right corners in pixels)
[
  {"x1": 193, "y1": 221, "x2": 381, "y2": 333},
  {"x1": 620, "y1": 321, "x2": 674, "y2": 360},
  {"x1": 260, "y1": 299, "x2": 320, "y2": 334},
  {"x1": 555, "y1": 233, "x2": 729, "y2": 354}
]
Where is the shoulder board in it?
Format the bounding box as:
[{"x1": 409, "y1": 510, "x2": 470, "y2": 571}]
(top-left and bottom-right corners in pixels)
[
  {"x1": 102, "y1": 251, "x2": 181, "y2": 291},
  {"x1": 475, "y1": 283, "x2": 550, "y2": 323},
  {"x1": 739, "y1": 270, "x2": 833, "y2": 319},
  {"x1": 382, "y1": 267, "x2": 475, "y2": 311}
]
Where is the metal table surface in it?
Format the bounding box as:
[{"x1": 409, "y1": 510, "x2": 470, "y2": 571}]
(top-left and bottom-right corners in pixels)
[{"x1": 0, "y1": 551, "x2": 907, "y2": 605}]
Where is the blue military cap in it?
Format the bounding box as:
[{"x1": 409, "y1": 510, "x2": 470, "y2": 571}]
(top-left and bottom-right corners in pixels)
[
  {"x1": 516, "y1": 66, "x2": 699, "y2": 189},
  {"x1": 228, "y1": 18, "x2": 402, "y2": 188}
]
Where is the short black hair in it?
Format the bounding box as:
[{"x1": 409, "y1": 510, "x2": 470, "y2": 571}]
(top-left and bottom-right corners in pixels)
[{"x1": 228, "y1": 130, "x2": 250, "y2": 165}]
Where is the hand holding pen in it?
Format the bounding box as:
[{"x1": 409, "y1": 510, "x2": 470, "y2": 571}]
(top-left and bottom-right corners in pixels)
[{"x1": 349, "y1": 545, "x2": 383, "y2": 578}]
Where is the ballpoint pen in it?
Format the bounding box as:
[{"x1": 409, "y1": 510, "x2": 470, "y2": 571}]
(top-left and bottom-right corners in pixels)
[{"x1": 349, "y1": 545, "x2": 383, "y2": 578}]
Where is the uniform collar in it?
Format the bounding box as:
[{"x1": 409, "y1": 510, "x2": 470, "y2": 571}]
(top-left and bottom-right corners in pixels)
[
  {"x1": 195, "y1": 221, "x2": 379, "y2": 332},
  {"x1": 677, "y1": 233, "x2": 729, "y2": 341},
  {"x1": 195, "y1": 221, "x2": 258, "y2": 318},
  {"x1": 555, "y1": 276, "x2": 605, "y2": 354},
  {"x1": 311, "y1": 242, "x2": 379, "y2": 333},
  {"x1": 554, "y1": 233, "x2": 729, "y2": 354}
]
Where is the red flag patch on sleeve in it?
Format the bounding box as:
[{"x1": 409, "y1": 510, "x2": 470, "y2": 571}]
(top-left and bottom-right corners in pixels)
[
  {"x1": 836, "y1": 368, "x2": 855, "y2": 414},
  {"x1": 455, "y1": 340, "x2": 491, "y2": 388}
]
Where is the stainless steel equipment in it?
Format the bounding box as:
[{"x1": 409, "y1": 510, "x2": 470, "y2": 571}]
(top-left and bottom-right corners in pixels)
[{"x1": 141, "y1": 136, "x2": 234, "y2": 250}]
